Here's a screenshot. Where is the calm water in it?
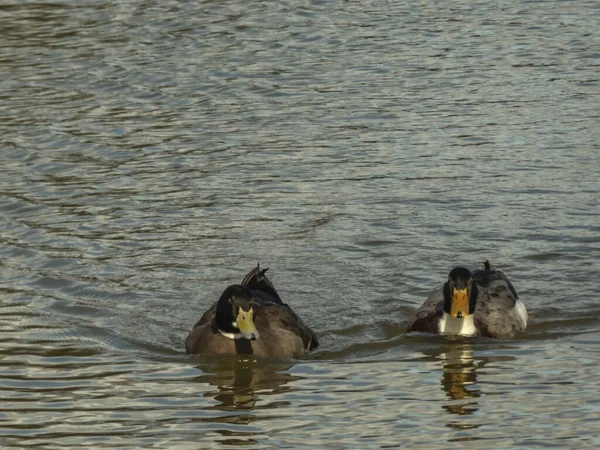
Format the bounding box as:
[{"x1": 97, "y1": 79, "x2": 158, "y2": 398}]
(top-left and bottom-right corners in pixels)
[{"x1": 1, "y1": 0, "x2": 599, "y2": 448}]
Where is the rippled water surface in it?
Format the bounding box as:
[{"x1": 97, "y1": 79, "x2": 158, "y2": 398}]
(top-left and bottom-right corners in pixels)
[{"x1": 1, "y1": 0, "x2": 599, "y2": 448}]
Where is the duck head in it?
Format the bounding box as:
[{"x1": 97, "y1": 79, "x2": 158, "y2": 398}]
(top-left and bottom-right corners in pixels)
[
  {"x1": 215, "y1": 285, "x2": 260, "y2": 340},
  {"x1": 443, "y1": 267, "x2": 479, "y2": 319}
]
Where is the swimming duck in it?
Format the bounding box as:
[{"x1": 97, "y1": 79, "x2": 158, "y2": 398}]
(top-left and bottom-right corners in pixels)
[
  {"x1": 185, "y1": 264, "x2": 319, "y2": 358},
  {"x1": 406, "y1": 261, "x2": 527, "y2": 338}
]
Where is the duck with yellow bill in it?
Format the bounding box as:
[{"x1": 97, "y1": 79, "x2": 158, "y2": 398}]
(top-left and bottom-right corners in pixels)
[
  {"x1": 185, "y1": 264, "x2": 318, "y2": 358},
  {"x1": 406, "y1": 261, "x2": 527, "y2": 338}
]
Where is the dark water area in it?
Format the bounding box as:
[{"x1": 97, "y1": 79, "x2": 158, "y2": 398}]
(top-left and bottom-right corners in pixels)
[{"x1": 1, "y1": 0, "x2": 599, "y2": 448}]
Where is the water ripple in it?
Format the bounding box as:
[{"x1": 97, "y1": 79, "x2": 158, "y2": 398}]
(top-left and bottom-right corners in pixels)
[{"x1": 1, "y1": 0, "x2": 600, "y2": 447}]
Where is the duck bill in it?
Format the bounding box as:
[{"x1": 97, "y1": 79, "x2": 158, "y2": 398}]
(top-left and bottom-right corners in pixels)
[
  {"x1": 451, "y1": 288, "x2": 470, "y2": 318},
  {"x1": 236, "y1": 308, "x2": 260, "y2": 340}
]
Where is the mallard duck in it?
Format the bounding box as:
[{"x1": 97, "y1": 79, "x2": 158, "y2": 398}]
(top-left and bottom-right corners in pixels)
[
  {"x1": 406, "y1": 261, "x2": 527, "y2": 338},
  {"x1": 185, "y1": 264, "x2": 319, "y2": 358}
]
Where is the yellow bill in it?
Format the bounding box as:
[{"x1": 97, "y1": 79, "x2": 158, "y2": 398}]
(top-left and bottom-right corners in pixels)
[
  {"x1": 451, "y1": 288, "x2": 470, "y2": 318},
  {"x1": 236, "y1": 307, "x2": 260, "y2": 340}
]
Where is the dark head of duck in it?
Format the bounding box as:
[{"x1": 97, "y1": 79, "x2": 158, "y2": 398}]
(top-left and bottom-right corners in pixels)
[
  {"x1": 443, "y1": 267, "x2": 478, "y2": 319},
  {"x1": 215, "y1": 285, "x2": 260, "y2": 340}
]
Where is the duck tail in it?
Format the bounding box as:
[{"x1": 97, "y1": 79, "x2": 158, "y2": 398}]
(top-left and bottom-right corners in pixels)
[
  {"x1": 241, "y1": 263, "x2": 275, "y2": 288},
  {"x1": 241, "y1": 263, "x2": 285, "y2": 305},
  {"x1": 475, "y1": 260, "x2": 519, "y2": 300}
]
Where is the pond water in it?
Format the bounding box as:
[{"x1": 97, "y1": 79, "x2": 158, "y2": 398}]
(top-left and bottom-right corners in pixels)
[{"x1": 1, "y1": 0, "x2": 599, "y2": 448}]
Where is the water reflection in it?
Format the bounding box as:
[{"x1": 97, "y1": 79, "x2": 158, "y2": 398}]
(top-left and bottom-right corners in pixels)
[
  {"x1": 422, "y1": 343, "x2": 480, "y2": 419},
  {"x1": 439, "y1": 344, "x2": 480, "y2": 417},
  {"x1": 196, "y1": 358, "x2": 300, "y2": 411},
  {"x1": 422, "y1": 342, "x2": 518, "y2": 432},
  {"x1": 191, "y1": 357, "x2": 301, "y2": 446}
]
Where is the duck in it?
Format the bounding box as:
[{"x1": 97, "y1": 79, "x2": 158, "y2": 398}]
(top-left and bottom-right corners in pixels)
[
  {"x1": 185, "y1": 264, "x2": 319, "y2": 358},
  {"x1": 406, "y1": 261, "x2": 527, "y2": 338}
]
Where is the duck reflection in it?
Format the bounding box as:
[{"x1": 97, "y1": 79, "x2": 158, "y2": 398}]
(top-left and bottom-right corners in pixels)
[
  {"x1": 422, "y1": 341, "x2": 517, "y2": 427},
  {"x1": 421, "y1": 342, "x2": 479, "y2": 418},
  {"x1": 439, "y1": 343, "x2": 480, "y2": 416},
  {"x1": 195, "y1": 357, "x2": 302, "y2": 411},
  {"x1": 191, "y1": 357, "x2": 303, "y2": 446}
]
